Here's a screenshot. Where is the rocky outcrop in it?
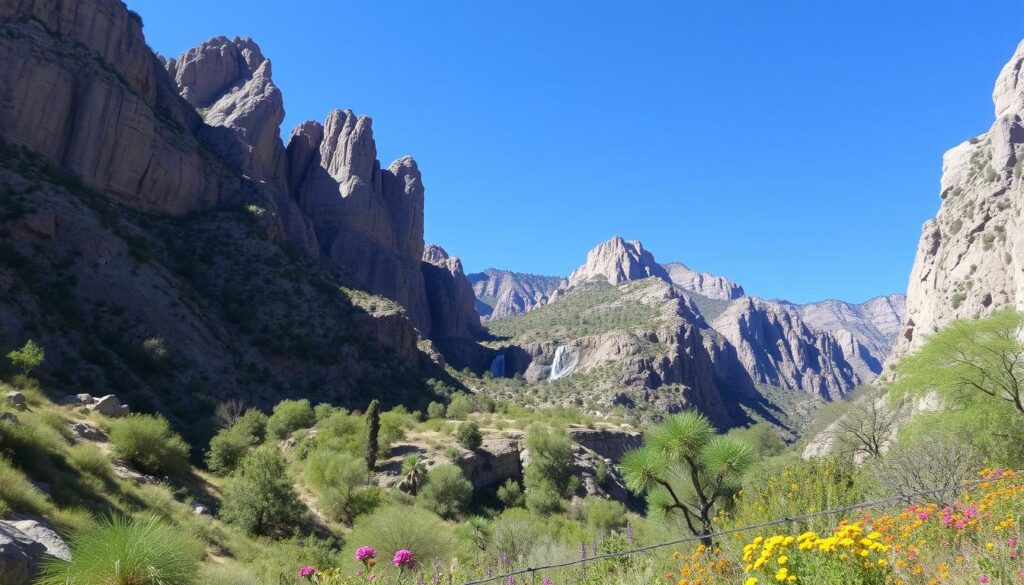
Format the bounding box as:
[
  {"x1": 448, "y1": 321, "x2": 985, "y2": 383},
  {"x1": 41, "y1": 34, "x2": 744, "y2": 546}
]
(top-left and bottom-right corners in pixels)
[
  {"x1": 467, "y1": 269, "x2": 565, "y2": 320},
  {"x1": 421, "y1": 245, "x2": 481, "y2": 340},
  {"x1": 0, "y1": 519, "x2": 70, "y2": 585},
  {"x1": 663, "y1": 262, "x2": 745, "y2": 300},
  {"x1": 0, "y1": 0, "x2": 240, "y2": 215},
  {"x1": 566, "y1": 427, "x2": 642, "y2": 462},
  {"x1": 893, "y1": 39, "x2": 1024, "y2": 358},
  {"x1": 567, "y1": 237, "x2": 669, "y2": 287},
  {"x1": 711, "y1": 297, "x2": 864, "y2": 400},
  {"x1": 287, "y1": 112, "x2": 434, "y2": 334},
  {"x1": 165, "y1": 37, "x2": 317, "y2": 254},
  {"x1": 454, "y1": 436, "x2": 523, "y2": 489}
]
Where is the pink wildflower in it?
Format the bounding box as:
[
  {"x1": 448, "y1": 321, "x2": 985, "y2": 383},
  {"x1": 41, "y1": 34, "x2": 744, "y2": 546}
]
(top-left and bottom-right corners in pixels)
[
  {"x1": 356, "y1": 546, "x2": 377, "y2": 562},
  {"x1": 299, "y1": 565, "x2": 316, "y2": 579},
  {"x1": 1009, "y1": 537, "x2": 1018, "y2": 548},
  {"x1": 979, "y1": 577, "x2": 990, "y2": 584},
  {"x1": 393, "y1": 549, "x2": 415, "y2": 568},
  {"x1": 918, "y1": 511, "x2": 930, "y2": 521}
]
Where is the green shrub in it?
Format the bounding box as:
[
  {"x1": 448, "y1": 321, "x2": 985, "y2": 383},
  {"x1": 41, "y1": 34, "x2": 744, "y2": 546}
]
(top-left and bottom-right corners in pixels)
[
  {"x1": 496, "y1": 479, "x2": 525, "y2": 508},
  {"x1": 67, "y1": 442, "x2": 112, "y2": 479},
  {"x1": 314, "y1": 410, "x2": 365, "y2": 455},
  {"x1": 446, "y1": 393, "x2": 473, "y2": 419},
  {"x1": 523, "y1": 424, "x2": 573, "y2": 515},
  {"x1": 581, "y1": 497, "x2": 627, "y2": 532},
  {"x1": 0, "y1": 412, "x2": 67, "y2": 477},
  {"x1": 221, "y1": 447, "x2": 304, "y2": 537},
  {"x1": 455, "y1": 422, "x2": 483, "y2": 450},
  {"x1": 487, "y1": 508, "x2": 541, "y2": 562},
  {"x1": 343, "y1": 505, "x2": 453, "y2": 573},
  {"x1": 417, "y1": 464, "x2": 472, "y2": 520},
  {"x1": 314, "y1": 403, "x2": 347, "y2": 422},
  {"x1": 426, "y1": 401, "x2": 447, "y2": 420},
  {"x1": 39, "y1": 515, "x2": 201, "y2": 585},
  {"x1": 206, "y1": 410, "x2": 267, "y2": 475},
  {"x1": 524, "y1": 480, "x2": 563, "y2": 515},
  {"x1": 365, "y1": 400, "x2": 380, "y2": 470},
  {"x1": 109, "y1": 414, "x2": 190, "y2": 476},
  {"x1": 305, "y1": 449, "x2": 380, "y2": 525},
  {"x1": 266, "y1": 399, "x2": 315, "y2": 440},
  {"x1": 378, "y1": 407, "x2": 415, "y2": 457}
]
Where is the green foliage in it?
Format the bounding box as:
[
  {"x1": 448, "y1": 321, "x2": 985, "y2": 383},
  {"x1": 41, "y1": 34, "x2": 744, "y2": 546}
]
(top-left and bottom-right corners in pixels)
[
  {"x1": 6, "y1": 339, "x2": 44, "y2": 374},
  {"x1": 109, "y1": 414, "x2": 189, "y2": 477},
  {"x1": 378, "y1": 407, "x2": 414, "y2": 457},
  {"x1": 206, "y1": 410, "x2": 267, "y2": 475},
  {"x1": 523, "y1": 424, "x2": 574, "y2": 516},
  {"x1": 621, "y1": 410, "x2": 754, "y2": 537},
  {"x1": 580, "y1": 497, "x2": 627, "y2": 532},
  {"x1": 266, "y1": 399, "x2": 315, "y2": 440},
  {"x1": 304, "y1": 449, "x2": 380, "y2": 525},
  {"x1": 724, "y1": 423, "x2": 786, "y2": 458},
  {"x1": 487, "y1": 508, "x2": 541, "y2": 563},
  {"x1": 221, "y1": 447, "x2": 304, "y2": 537},
  {"x1": 899, "y1": 400, "x2": 1024, "y2": 469},
  {"x1": 426, "y1": 401, "x2": 447, "y2": 419},
  {"x1": 67, "y1": 442, "x2": 112, "y2": 479},
  {"x1": 455, "y1": 421, "x2": 483, "y2": 450},
  {"x1": 496, "y1": 479, "x2": 525, "y2": 508},
  {"x1": 400, "y1": 454, "x2": 428, "y2": 496},
  {"x1": 0, "y1": 456, "x2": 53, "y2": 517},
  {"x1": 39, "y1": 515, "x2": 201, "y2": 585},
  {"x1": 343, "y1": 505, "x2": 454, "y2": 574},
  {"x1": 893, "y1": 309, "x2": 1024, "y2": 416},
  {"x1": 365, "y1": 399, "x2": 380, "y2": 470},
  {"x1": 446, "y1": 393, "x2": 473, "y2": 419},
  {"x1": 417, "y1": 464, "x2": 472, "y2": 520}
]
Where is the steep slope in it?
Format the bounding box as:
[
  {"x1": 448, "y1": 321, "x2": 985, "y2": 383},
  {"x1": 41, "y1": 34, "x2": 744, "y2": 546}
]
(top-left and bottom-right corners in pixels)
[
  {"x1": 893, "y1": 40, "x2": 1024, "y2": 358},
  {"x1": 422, "y1": 244, "x2": 482, "y2": 340},
  {"x1": 566, "y1": 236, "x2": 668, "y2": 287},
  {"x1": 467, "y1": 269, "x2": 564, "y2": 319}
]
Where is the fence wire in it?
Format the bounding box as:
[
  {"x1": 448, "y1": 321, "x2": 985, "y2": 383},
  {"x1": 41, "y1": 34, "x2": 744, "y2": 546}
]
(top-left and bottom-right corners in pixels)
[{"x1": 460, "y1": 473, "x2": 1014, "y2": 585}]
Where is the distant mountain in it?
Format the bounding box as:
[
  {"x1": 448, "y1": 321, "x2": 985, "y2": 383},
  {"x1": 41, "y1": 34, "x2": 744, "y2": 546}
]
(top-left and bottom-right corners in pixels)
[
  {"x1": 662, "y1": 262, "x2": 745, "y2": 301},
  {"x1": 466, "y1": 269, "x2": 564, "y2": 320}
]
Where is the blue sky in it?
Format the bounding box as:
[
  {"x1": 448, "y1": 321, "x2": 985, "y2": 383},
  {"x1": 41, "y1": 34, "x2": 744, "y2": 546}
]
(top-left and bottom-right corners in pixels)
[{"x1": 129, "y1": 0, "x2": 1022, "y2": 304}]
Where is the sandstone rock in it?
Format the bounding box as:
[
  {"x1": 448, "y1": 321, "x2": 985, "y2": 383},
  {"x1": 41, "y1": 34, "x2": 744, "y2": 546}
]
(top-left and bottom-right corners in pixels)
[
  {"x1": 893, "y1": 39, "x2": 1024, "y2": 360},
  {"x1": 662, "y1": 262, "x2": 745, "y2": 300},
  {"x1": 566, "y1": 427, "x2": 642, "y2": 463},
  {"x1": 467, "y1": 269, "x2": 565, "y2": 320},
  {"x1": 87, "y1": 395, "x2": 128, "y2": 417},
  {"x1": 567, "y1": 237, "x2": 669, "y2": 287},
  {"x1": 4, "y1": 391, "x2": 26, "y2": 411},
  {"x1": 453, "y1": 436, "x2": 522, "y2": 489},
  {"x1": 422, "y1": 245, "x2": 482, "y2": 340}
]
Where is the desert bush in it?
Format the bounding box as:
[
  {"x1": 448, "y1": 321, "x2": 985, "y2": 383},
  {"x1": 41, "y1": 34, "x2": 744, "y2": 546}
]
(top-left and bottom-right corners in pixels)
[
  {"x1": 873, "y1": 428, "x2": 980, "y2": 505},
  {"x1": 305, "y1": 449, "x2": 380, "y2": 525},
  {"x1": 343, "y1": 505, "x2": 454, "y2": 573},
  {"x1": 39, "y1": 515, "x2": 201, "y2": 585},
  {"x1": 0, "y1": 411, "x2": 67, "y2": 476},
  {"x1": 581, "y1": 497, "x2": 627, "y2": 532},
  {"x1": 426, "y1": 401, "x2": 447, "y2": 420},
  {"x1": 496, "y1": 479, "x2": 525, "y2": 508},
  {"x1": 266, "y1": 399, "x2": 315, "y2": 440},
  {"x1": 523, "y1": 424, "x2": 573, "y2": 515},
  {"x1": 488, "y1": 508, "x2": 541, "y2": 564},
  {"x1": 417, "y1": 464, "x2": 472, "y2": 520},
  {"x1": 109, "y1": 414, "x2": 190, "y2": 476},
  {"x1": 206, "y1": 410, "x2": 268, "y2": 475},
  {"x1": 455, "y1": 421, "x2": 482, "y2": 450},
  {"x1": 446, "y1": 393, "x2": 473, "y2": 419},
  {"x1": 221, "y1": 447, "x2": 304, "y2": 537},
  {"x1": 0, "y1": 456, "x2": 53, "y2": 517}
]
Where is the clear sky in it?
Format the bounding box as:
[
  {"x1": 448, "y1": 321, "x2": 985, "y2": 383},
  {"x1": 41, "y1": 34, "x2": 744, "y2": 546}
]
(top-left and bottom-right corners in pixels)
[{"x1": 128, "y1": 0, "x2": 1022, "y2": 304}]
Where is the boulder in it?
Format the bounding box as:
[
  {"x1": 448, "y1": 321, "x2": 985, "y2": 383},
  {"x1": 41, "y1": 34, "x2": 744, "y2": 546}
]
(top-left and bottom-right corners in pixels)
[
  {"x1": 455, "y1": 437, "x2": 523, "y2": 489},
  {"x1": 5, "y1": 520, "x2": 70, "y2": 562},
  {"x1": 566, "y1": 428, "x2": 642, "y2": 463},
  {"x1": 4, "y1": 392, "x2": 26, "y2": 412},
  {"x1": 0, "y1": 413, "x2": 19, "y2": 426},
  {"x1": 69, "y1": 422, "x2": 107, "y2": 443},
  {"x1": 0, "y1": 519, "x2": 70, "y2": 585},
  {"x1": 87, "y1": 395, "x2": 128, "y2": 418},
  {"x1": 59, "y1": 394, "x2": 95, "y2": 407}
]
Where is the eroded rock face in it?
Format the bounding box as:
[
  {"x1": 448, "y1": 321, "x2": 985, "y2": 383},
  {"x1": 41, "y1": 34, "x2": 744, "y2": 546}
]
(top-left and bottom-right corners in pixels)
[
  {"x1": 467, "y1": 269, "x2": 565, "y2": 320},
  {"x1": 0, "y1": 0, "x2": 237, "y2": 215},
  {"x1": 165, "y1": 36, "x2": 317, "y2": 254},
  {"x1": 421, "y1": 245, "x2": 482, "y2": 340},
  {"x1": 287, "y1": 112, "x2": 433, "y2": 334},
  {"x1": 567, "y1": 237, "x2": 669, "y2": 287},
  {"x1": 663, "y1": 262, "x2": 745, "y2": 300},
  {"x1": 893, "y1": 39, "x2": 1024, "y2": 359}
]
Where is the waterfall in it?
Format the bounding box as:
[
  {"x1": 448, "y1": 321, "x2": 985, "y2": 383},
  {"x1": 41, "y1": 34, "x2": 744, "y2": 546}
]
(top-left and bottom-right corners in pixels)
[
  {"x1": 489, "y1": 353, "x2": 506, "y2": 378},
  {"x1": 548, "y1": 345, "x2": 577, "y2": 380}
]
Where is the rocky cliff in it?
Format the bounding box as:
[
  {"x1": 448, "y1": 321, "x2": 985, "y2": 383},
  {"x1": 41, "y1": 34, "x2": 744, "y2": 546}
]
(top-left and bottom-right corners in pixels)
[
  {"x1": 567, "y1": 236, "x2": 669, "y2": 287},
  {"x1": 467, "y1": 269, "x2": 565, "y2": 319},
  {"x1": 663, "y1": 262, "x2": 745, "y2": 300},
  {"x1": 421, "y1": 244, "x2": 482, "y2": 340},
  {"x1": 893, "y1": 40, "x2": 1024, "y2": 358}
]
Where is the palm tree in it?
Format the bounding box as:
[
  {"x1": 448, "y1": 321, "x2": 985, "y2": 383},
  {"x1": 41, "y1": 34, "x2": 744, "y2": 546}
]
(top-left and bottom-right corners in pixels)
[{"x1": 399, "y1": 454, "x2": 428, "y2": 496}]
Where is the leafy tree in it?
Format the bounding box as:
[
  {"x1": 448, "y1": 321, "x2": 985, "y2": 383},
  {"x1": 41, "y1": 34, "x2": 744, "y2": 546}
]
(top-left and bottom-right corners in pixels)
[
  {"x1": 266, "y1": 399, "x2": 315, "y2": 440},
  {"x1": 894, "y1": 309, "x2": 1024, "y2": 415},
  {"x1": 206, "y1": 410, "x2": 268, "y2": 475},
  {"x1": 365, "y1": 399, "x2": 380, "y2": 470},
  {"x1": 496, "y1": 479, "x2": 525, "y2": 508},
  {"x1": 621, "y1": 411, "x2": 753, "y2": 541},
  {"x1": 523, "y1": 425, "x2": 573, "y2": 515},
  {"x1": 446, "y1": 393, "x2": 473, "y2": 419},
  {"x1": 417, "y1": 464, "x2": 473, "y2": 520},
  {"x1": 6, "y1": 340, "x2": 44, "y2": 375},
  {"x1": 456, "y1": 421, "x2": 483, "y2": 450},
  {"x1": 221, "y1": 447, "x2": 304, "y2": 537},
  {"x1": 832, "y1": 386, "x2": 908, "y2": 460},
  {"x1": 426, "y1": 401, "x2": 447, "y2": 419}
]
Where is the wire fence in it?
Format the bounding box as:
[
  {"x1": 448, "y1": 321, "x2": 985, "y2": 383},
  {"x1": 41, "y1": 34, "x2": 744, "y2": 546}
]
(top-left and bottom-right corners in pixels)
[{"x1": 460, "y1": 473, "x2": 1014, "y2": 585}]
